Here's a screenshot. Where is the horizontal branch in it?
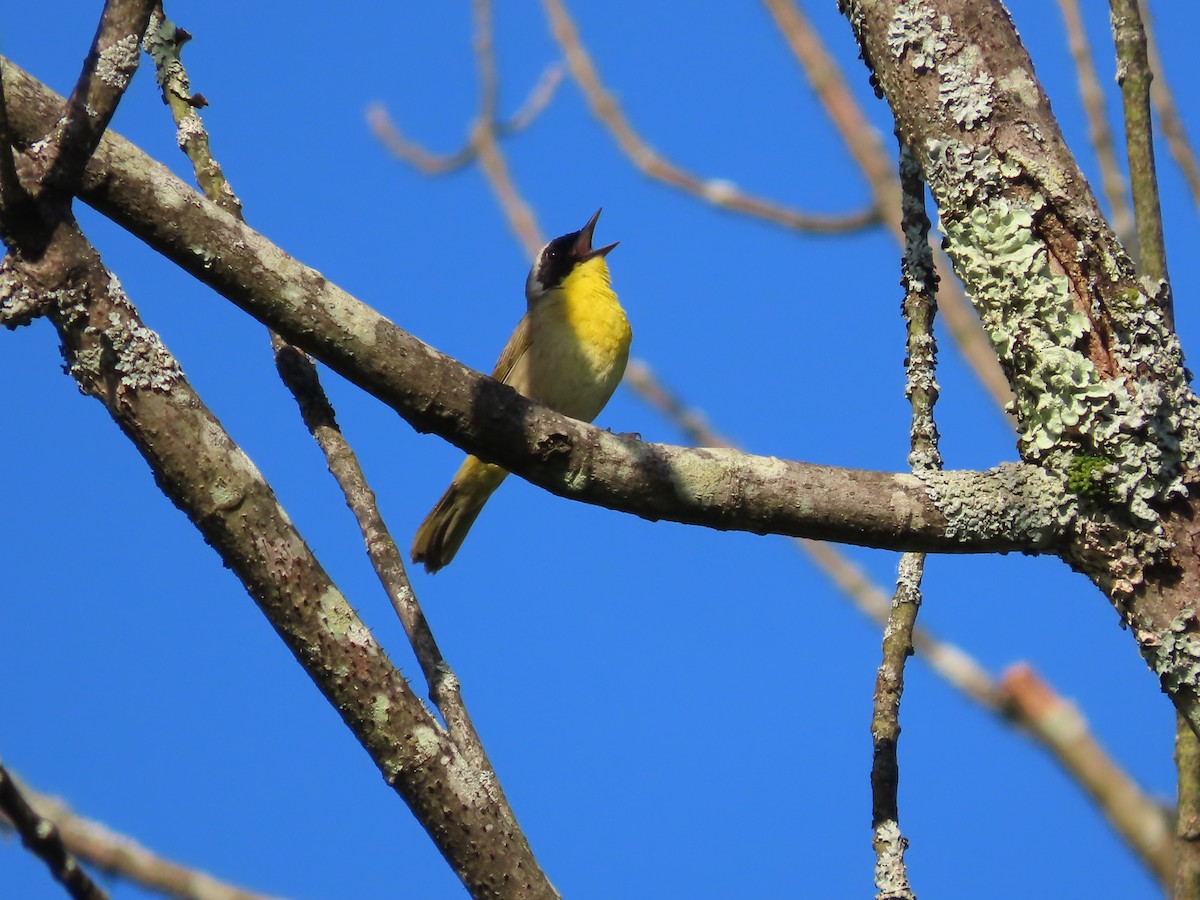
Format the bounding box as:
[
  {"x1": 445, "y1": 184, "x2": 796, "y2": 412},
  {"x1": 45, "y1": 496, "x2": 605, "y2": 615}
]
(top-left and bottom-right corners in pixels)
[{"x1": 0, "y1": 57, "x2": 1067, "y2": 555}]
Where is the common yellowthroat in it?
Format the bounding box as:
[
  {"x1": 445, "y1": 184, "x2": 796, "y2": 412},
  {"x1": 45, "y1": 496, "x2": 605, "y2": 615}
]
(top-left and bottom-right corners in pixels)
[{"x1": 411, "y1": 209, "x2": 632, "y2": 573}]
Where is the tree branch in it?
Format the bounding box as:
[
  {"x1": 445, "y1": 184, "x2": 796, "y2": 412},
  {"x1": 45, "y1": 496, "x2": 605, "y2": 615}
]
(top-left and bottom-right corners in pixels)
[
  {"x1": 0, "y1": 770, "x2": 285, "y2": 900},
  {"x1": 0, "y1": 57, "x2": 1071, "y2": 557},
  {"x1": 1054, "y1": 0, "x2": 1136, "y2": 255},
  {"x1": 0, "y1": 763, "x2": 107, "y2": 900},
  {"x1": 541, "y1": 0, "x2": 879, "y2": 234},
  {"x1": 43, "y1": 0, "x2": 154, "y2": 198},
  {"x1": 838, "y1": 0, "x2": 1200, "y2": 741},
  {"x1": 762, "y1": 0, "x2": 1014, "y2": 414},
  {"x1": 1110, "y1": 0, "x2": 1171, "y2": 323},
  {"x1": 870, "y1": 141, "x2": 940, "y2": 900},
  {"x1": 0, "y1": 218, "x2": 555, "y2": 897}
]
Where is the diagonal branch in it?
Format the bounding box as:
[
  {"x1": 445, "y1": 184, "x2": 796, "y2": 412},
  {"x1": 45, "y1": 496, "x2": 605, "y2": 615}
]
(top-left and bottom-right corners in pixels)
[
  {"x1": 42, "y1": 0, "x2": 154, "y2": 198},
  {"x1": 144, "y1": 2, "x2": 501, "y2": 785},
  {"x1": 0, "y1": 224, "x2": 555, "y2": 896},
  {"x1": 0, "y1": 769, "x2": 285, "y2": 900},
  {"x1": 763, "y1": 0, "x2": 1013, "y2": 415},
  {"x1": 541, "y1": 0, "x2": 879, "y2": 234},
  {"x1": 0, "y1": 762, "x2": 107, "y2": 900},
  {"x1": 1139, "y1": 0, "x2": 1200, "y2": 213}
]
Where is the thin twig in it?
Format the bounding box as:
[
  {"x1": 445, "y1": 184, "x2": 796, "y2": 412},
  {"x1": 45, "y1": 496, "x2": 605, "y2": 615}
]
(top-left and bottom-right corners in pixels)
[
  {"x1": 761, "y1": 0, "x2": 1013, "y2": 414},
  {"x1": 869, "y1": 143, "x2": 940, "y2": 900},
  {"x1": 43, "y1": 0, "x2": 154, "y2": 197},
  {"x1": 539, "y1": 0, "x2": 879, "y2": 234},
  {"x1": 999, "y1": 667, "x2": 1174, "y2": 885},
  {"x1": 0, "y1": 770, "x2": 286, "y2": 900},
  {"x1": 1055, "y1": 0, "x2": 1136, "y2": 253},
  {"x1": 272, "y1": 340, "x2": 498, "y2": 770},
  {"x1": 623, "y1": 359, "x2": 1175, "y2": 888},
  {"x1": 1138, "y1": 0, "x2": 1200, "y2": 212},
  {"x1": 0, "y1": 762, "x2": 107, "y2": 900},
  {"x1": 1110, "y1": 0, "x2": 1171, "y2": 323},
  {"x1": 143, "y1": 5, "x2": 496, "y2": 771},
  {"x1": 498, "y1": 64, "x2": 564, "y2": 135},
  {"x1": 367, "y1": 0, "x2": 561, "y2": 182}
]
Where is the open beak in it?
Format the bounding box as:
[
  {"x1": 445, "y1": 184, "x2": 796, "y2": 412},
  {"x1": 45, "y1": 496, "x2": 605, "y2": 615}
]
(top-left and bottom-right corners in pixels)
[{"x1": 574, "y1": 208, "x2": 619, "y2": 260}]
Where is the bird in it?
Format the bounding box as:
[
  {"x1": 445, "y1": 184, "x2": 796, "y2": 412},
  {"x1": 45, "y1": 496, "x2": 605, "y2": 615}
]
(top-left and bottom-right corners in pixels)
[{"x1": 411, "y1": 209, "x2": 632, "y2": 573}]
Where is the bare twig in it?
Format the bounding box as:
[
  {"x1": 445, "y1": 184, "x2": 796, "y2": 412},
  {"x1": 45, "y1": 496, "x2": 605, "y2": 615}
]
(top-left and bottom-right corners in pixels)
[
  {"x1": 1055, "y1": 0, "x2": 1136, "y2": 253},
  {"x1": 0, "y1": 762, "x2": 107, "y2": 900},
  {"x1": 539, "y1": 0, "x2": 879, "y2": 234},
  {"x1": 1139, "y1": 0, "x2": 1200, "y2": 212},
  {"x1": 0, "y1": 771, "x2": 285, "y2": 900},
  {"x1": 1001, "y1": 668, "x2": 1173, "y2": 885},
  {"x1": 43, "y1": 0, "x2": 154, "y2": 197},
  {"x1": 272, "y1": 341, "x2": 497, "y2": 770},
  {"x1": 762, "y1": 0, "x2": 1013, "y2": 414},
  {"x1": 625, "y1": 357, "x2": 1174, "y2": 889},
  {"x1": 367, "y1": 0, "x2": 560, "y2": 186},
  {"x1": 1110, "y1": 0, "x2": 1171, "y2": 322},
  {"x1": 499, "y1": 64, "x2": 564, "y2": 135}
]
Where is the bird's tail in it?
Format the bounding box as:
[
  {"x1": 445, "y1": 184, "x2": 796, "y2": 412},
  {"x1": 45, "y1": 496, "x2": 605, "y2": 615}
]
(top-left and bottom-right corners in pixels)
[{"x1": 411, "y1": 456, "x2": 508, "y2": 573}]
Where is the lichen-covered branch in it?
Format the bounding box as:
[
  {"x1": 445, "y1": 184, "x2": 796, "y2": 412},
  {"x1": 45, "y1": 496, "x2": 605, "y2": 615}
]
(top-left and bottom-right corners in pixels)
[
  {"x1": 0, "y1": 58, "x2": 1070, "y2": 556},
  {"x1": 837, "y1": 0, "x2": 1200, "y2": 736},
  {"x1": 43, "y1": 0, "x2": 153, "y2": 198}
]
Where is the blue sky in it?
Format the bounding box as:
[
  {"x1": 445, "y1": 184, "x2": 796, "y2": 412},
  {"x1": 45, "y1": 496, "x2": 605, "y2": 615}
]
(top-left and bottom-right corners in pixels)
[{"x1": 1, "y1": 2, "x2": 1197, "y2": 898}]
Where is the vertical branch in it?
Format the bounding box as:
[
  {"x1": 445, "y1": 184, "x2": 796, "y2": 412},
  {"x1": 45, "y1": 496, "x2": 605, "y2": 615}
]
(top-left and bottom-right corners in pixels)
[
  {"x1": 761, "y1": 0, "x2": 1013, "y2": 416},
  {"x1": 1109, "y1": 2, "x2": 1188, "y2": 894},
  {"x1": 1138, "y1": 0, "x2": 1200, "y2": 211},
  {"x1": 1179, "y1": 713, "x2": 1200, "y2": 899},
  {"x1": 43, "y1": 0, "x2": 154, "y2": 198},
  {"x1": 1110, "y1": 0, "x2": 1171, "y2": 322},
  {"x1": 871, "y1": 143, "x2": 941, "y2": 900},
  {"x1": 1055, "y1": 0, "x2": 1136, "y2": 253}
]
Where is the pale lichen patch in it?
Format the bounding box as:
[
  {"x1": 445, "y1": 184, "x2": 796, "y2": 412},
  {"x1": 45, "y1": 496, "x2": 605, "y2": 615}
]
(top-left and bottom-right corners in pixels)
[
  {"x1": 919, "y1": 464, "x2": 1067, "y2": 548},
  {"x1": 102, "y1": 275, "x2": 182, "y2": 393},
  {"x1": 96, "y1": 34, "x2": 141, "y2": 91},
  {"x1": 1137, "y1": 610, "x2": 1200, "y2": 697},
  {"x1": 924, "y1": 138, "x2": 1196, "y2": 529}
]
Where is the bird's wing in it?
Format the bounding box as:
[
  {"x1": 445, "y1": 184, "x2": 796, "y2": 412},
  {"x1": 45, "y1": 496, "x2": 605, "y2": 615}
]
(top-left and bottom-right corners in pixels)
[{"x1": 491, "y1": 312, "x2": 532, "y2": 386}]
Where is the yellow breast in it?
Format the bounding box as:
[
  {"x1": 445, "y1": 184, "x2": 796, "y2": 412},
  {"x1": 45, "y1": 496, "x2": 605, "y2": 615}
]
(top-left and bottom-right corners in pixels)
[{"x1": 517, "y1": 256, "x2": 631, "y2": 422}]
